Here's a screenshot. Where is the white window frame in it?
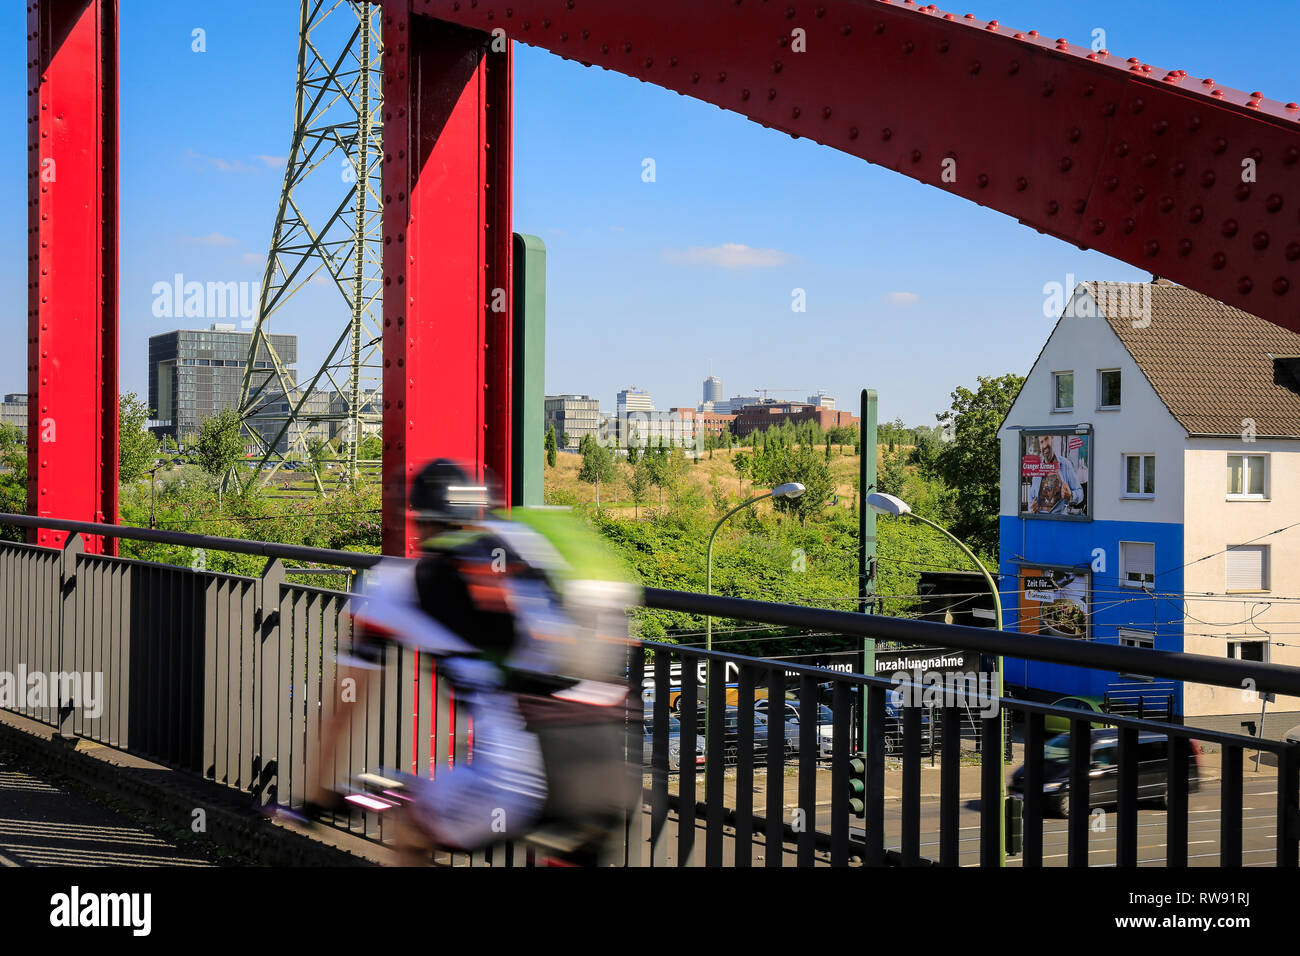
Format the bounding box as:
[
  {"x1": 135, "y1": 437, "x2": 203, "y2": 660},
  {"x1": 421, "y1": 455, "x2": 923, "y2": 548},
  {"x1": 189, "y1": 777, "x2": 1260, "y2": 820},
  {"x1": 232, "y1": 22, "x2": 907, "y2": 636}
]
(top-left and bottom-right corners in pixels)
[
  {"x1": 1097, "y1": 368, "x2": 1122, "y2": 410},
  {"x1": 1122, "y1": 453, "x2": 1155, "y2": 499},
  {"x1": 1226, "y1": 453, "x2": 1269, "y2": 501},
  {"x1": 1225, "y1": 544, "x2": 1270, "y2": 593},
  {"x1": 1118, "y1": 629, "x2": 1155, "y2": 681},
  {"x1": 1119, "y1": 541, "x2": 1156, "y2": 589},
  {"x1": 1052, "y1": 371, "x2": 1074, "y2": 413},
  {"x1": 1227, "y1": 638, "x2": 1270, "y2": 663}
]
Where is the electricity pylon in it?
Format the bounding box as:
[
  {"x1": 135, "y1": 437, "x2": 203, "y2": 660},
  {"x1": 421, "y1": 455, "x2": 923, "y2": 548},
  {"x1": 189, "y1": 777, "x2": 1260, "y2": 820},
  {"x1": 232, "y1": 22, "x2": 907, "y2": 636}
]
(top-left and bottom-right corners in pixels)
[{"x1": 238, "y1": 0, "x2": 383, "y2": 491}]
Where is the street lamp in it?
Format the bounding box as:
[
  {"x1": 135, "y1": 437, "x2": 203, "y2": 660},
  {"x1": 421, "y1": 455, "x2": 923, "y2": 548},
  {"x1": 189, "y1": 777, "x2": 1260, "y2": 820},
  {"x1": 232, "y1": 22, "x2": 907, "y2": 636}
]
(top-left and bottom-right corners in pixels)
[
  {"x1": 704, "y1": 482, "x2": 805, "y2": 749},
  {"x1": 866, "y1": 491, "x2": 1007, "y2": 865}
]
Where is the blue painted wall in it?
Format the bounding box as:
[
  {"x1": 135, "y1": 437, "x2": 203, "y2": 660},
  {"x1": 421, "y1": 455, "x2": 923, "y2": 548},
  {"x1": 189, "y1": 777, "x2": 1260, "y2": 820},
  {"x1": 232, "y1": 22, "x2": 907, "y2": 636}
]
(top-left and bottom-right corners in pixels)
[{"x1": 999, "y1": 515, "x2": 1184, "y2": 707}]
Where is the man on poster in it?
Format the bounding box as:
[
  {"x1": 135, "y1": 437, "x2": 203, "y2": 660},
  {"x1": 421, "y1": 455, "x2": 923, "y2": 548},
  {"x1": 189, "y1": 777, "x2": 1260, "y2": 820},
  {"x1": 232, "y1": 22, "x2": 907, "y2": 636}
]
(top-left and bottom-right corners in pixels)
[{"x1": 1027, "y1": 434, "x2": 1083, "y2": 515}]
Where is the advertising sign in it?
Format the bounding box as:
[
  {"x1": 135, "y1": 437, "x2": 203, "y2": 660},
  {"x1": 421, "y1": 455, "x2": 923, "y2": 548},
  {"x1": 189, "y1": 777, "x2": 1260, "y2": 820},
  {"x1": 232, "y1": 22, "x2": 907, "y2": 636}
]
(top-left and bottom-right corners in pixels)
[
  {"x1": 1017, "y1": 566, "x2": 1090, "y2": 639},
  {"x1": 1019, "y1": 430, "x2": 1091, "y2": 519}
]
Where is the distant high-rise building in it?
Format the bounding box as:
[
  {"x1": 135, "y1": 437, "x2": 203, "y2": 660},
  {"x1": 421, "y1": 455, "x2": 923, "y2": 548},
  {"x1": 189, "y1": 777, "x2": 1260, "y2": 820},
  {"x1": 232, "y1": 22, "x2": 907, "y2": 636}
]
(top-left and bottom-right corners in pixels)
[
  {"x1": 714, "y1": 393, "x2": 762, "y2": 414},
  {"x1": 148, "y1": 324, "x2": 297, "y2": 446},
  {"x1": 616, "y1": 387, "x2": 654, "y2": 417},
  {"x1": 1, "y1": 393, "x2": 28, "y2": 438},
  {"x1": 544, "y1": 394, "x2": 601, "y2": 449},
  {"x1": 807, "y1": 392, "x2": 836, "y2": 409},
  {"x1": 703, "y1": 374, "x2": 723, "y2": 406}
]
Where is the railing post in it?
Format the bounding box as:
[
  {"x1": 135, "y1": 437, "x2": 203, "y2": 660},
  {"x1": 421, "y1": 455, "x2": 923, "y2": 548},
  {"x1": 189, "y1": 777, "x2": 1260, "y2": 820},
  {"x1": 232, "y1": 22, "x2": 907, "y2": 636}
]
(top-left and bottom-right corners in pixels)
[
  {"x1": 255, "y1": 557, "x2": 285, "y2": 806},
  {"x1": 55, "y1": 533, "x2": 84, "y2": 740}
]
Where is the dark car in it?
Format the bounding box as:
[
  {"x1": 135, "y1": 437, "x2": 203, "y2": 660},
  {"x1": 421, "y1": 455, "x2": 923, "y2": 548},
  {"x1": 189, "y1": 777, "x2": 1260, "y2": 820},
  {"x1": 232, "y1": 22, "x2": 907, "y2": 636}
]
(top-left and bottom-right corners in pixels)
[
  {"x1": 690, "y1": 705, "x2": 777, "y2": 762},
  {"x1": 1009, "y1": 728, "x2": 1201, "y2": 818}
]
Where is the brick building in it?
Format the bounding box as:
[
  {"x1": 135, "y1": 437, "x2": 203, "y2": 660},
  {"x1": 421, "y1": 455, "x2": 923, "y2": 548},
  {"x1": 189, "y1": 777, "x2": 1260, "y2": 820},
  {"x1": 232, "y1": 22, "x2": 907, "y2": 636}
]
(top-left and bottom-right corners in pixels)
[{"x1": 731, "y1": 402, "x2": 859, "y2": 438}]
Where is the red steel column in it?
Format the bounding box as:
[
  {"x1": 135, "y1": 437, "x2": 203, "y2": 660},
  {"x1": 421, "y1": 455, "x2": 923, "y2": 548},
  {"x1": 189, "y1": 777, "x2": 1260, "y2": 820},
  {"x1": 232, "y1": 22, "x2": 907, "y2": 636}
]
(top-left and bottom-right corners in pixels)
[
  {"x1": 381, "y1": 3, "x2": 513, "y2": 557},
  {"x1": 28, "y1": 0, "x2": 119, "y2": 554}
]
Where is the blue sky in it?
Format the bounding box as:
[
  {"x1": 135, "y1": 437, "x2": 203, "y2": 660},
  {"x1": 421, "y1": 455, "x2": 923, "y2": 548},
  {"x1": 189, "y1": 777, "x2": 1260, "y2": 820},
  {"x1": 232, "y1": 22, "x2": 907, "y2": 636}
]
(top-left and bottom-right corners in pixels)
[{"x1": 0, "y1": 1, "x2": 1293, "y2": 425}]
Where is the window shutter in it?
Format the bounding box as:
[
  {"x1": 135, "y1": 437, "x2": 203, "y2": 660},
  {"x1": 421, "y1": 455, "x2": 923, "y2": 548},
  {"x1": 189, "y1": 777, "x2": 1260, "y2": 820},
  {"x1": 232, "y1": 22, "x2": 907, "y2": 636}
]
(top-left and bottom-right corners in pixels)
[
  {"x1": 1123, "y1": 542, "x2": 1155, "y2": 582},
  {"x1": 1226, "y1": 546, "x2": 1267, "y2": 591}
]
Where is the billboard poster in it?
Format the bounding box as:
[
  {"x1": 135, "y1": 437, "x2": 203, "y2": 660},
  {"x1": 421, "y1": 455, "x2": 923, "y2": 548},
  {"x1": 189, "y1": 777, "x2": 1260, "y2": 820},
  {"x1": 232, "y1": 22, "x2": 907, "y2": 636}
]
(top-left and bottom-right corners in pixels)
[
  {"x1": 1019, "y1": 430, "x2": 1091, "y2": 518},
  {"x1": 1017, "y1": 567, "x2": 1090, "y2": 639}
]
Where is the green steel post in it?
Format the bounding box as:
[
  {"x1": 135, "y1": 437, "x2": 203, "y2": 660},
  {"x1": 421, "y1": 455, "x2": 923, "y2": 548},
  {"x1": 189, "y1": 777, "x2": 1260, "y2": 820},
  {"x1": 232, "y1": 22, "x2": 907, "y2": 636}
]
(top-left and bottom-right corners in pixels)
[
  {"x1": 512, "y1": 234, "x2": 546, "y2": 507},
  {"x1": 860, "y1": 389, "x2": 877, "y2": 746}
]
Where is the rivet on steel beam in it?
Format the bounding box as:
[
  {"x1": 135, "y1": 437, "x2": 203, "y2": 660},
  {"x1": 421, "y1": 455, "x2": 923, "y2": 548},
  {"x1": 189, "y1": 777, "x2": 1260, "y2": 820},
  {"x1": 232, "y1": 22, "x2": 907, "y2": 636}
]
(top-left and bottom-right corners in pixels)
[
  {"x1": 1122, "y1": 218, "x2": 1135, "y2": 234},
  {"x1": 1273, "y1": 277, "x2": 1290, "y2": 295},
  {"x1": 692, "y1": 72, "x2": 701, "y2": 83},
  {"x1": 1211, "y1": 90, "x2": 1225, "y2": 98},
  {"x1": 1092, "y1": 219, "x2": 1105, "y2": 235},
  {"x1": 1152, "y1": 119, "x2": 1169, "y2": 135},
  {"x1": 1211, "y1": 253, "x2": 1227, "y2": 270},
  {"x1": 1042, "y1": 81, "x2": 1054, "y2": 96},
  {"x1": 1144, "y1": 240, "x2": 1159, "y2": 257},
  {"x1": 1212, "y1": 138, "x2": 1228, "y2": 155},
  {"x1": 1287, "y1": 103, "x2": 1300, "y2": 111},
  {"x1": 849, "y1": 127, "x2": 860, "y2": 140},
  {"x1": 986, "y1": 20, "x2": 998, "y2": 30},
  {"x1": 1015, "y1": 32, "x2": 1025, "y2": 40},
  {"x1": 1253, "y1": 232, "x2": 1270, "y2": 250},
  {"x1": 1222, "y1": 220, "x2": 1239, "y2": 238},
  {"x1": 1073, "y1": 199, "x2": 1087, "y2": 214},
  {"x1": 1266, "y1": 194, "x2": 1283, "y2": 213},
  {"x1": 1008, "y1": 60, "x2": 1019, "y2": 75},
  {"x1": 1028, "y1": 30, "x2": 1040, "y2": 37},
  {"x1": 842, "y1": 24, "x2": 853, "y2": 35},
  {"x1": 823, "y1": 107, "x2": 833, "y2": 119},
  {"x1": 911, "y1": 149, "x2": 922, "y2": 163},
  {"x1": 1103, "y1": 176, "x2": 1119, "y2": 192},
  {"x1": 1247, "y1": 100, "x2": 1260, "y2": 109},
  {"x1": 1141, "y1": 152, "x2": 1157, "y2": 168},
  {"x1": 1047, "y1": 200, "x2": 1059, "y2": 215},
  {"x1": 1130, "y1": 98, "x2": 1145, "y2": 113},
  {"x1": 1235, "y1": 184, "x2": 1252, "y2": 202},
  {"x1": 1237, "y1": 276, "x2": 1254, "y2": 293},
  {"x1": 1159, "y1": 196, "x2": 1175, "y2": 213},
  {"x1": 970, "y1": 60, "x2": 981, "y2": 74},
  {"x1": 1058, "y1": 157, "x2": 1073, "y2": 172},
  {"x1": 768, "y1": 88, "x2": 777, "y2": 100},
  {"x1": 741, "y1": 89, "x2": 751, "y2": 100},
  {"x1": 1115, "y1": 141, "x2": 1129, "y2": 157},
  {"x1": 1132, "y1": 186, "x2": 1147, "y2": 202},
  {"x1": 1189, "y1": 205, "x2": 1204, "y2": 223},
  {"x1": 903, "y1": 41, "x2": 914, "y2": 53},
  {"x1": 1251, "y1": 91, "x2": 1264, "y2": 98},
  {"x1": 1068, "y1": 127, "x2": 1081, "y2": 143},
  {"x1": 938, "y1": 39, "x2": 950, "y2": 52},
  {"x1": 1200, "y1": 171, "x2": 1216, "y2": 188},
  {"x1": 977, "y1": 173, "x2": 989, "y2": 188},
  {"x1": 1286, "y1": 147, "x2": 1300, "y2": 165},
  {"x1": 875, "y1": 22, "x2": 885, "y2": 34},
  {"x1": 792, "y1": 106, "x2": 801, "y2": 118},
  {"x1": 719, "y1": 71, "x2": 728, "y2": 82},
  {"x1": 1016, "y1": 177, "x2": 1028, "y2": 191},
  {"x1": 1179, "y1": 239, "x2": 1193, "y2": 256}
]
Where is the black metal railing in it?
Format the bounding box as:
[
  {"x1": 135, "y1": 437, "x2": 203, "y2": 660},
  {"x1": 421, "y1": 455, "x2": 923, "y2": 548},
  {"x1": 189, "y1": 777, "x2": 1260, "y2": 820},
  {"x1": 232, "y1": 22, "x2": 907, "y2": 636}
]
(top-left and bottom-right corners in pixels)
[{"x1": 1, "y1": 513, "x2": 1298, "y2": 867}]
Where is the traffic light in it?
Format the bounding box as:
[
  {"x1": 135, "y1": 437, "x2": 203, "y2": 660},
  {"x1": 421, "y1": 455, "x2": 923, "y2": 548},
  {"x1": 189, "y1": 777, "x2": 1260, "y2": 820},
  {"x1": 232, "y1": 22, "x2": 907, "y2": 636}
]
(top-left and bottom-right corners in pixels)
[{"x1": 846, "y1": 752, "x2": 867, "y2": 817}]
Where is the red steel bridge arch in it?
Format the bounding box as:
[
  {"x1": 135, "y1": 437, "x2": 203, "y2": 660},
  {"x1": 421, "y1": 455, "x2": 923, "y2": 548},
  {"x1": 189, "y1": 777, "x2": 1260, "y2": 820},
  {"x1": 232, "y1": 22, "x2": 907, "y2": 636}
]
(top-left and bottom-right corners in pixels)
[{"x1": 28, "y1": 0, "x2": 1300, "y2": 555}]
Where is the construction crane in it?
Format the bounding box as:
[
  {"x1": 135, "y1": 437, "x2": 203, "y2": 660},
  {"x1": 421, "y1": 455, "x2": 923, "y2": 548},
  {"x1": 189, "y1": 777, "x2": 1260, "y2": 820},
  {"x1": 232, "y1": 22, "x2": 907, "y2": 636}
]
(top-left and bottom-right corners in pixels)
[{"x1": 754, "y1": 387, "x2": 804, "y2": 402}]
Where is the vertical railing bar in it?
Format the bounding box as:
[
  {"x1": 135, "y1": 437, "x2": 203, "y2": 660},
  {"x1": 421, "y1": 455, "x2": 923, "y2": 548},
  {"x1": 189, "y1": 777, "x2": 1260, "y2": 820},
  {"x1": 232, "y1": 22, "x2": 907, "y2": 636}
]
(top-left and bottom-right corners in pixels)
[
  {"x1": 1220, "y1": 744, "x2": 1242, "y2": 868},
  {"x1": 902, "y1": 700, "x2": 921, "y2": 866},
  {"x1": 649, "y1": 652, "x2": 670, "y2": 867},
  {"x1": 677, "y1": 654, "x2": 698, "y2": 867},
  {"x1": 1166, "y1": 734, "x2": 1189, "y2": 867},
  {"x1": 1067, "y1": 716, "x2": 1089, "y2": 868},
  {"x1": 1117, "y1": 726, "x2": 1139, "y2": 867},
  {"x1": 765, "y1": 668, "x2": 784, "y2": 867},
  {"x1": 940, "y1": 704, "x2": 961, "y2": 866},
  {"x1": 705, "y1": 658, "x2": 725, "y2": 866},
  {"x1": 735, "y1": 664, "x2": 755, "y2": 866},
  {"x1": 865, "y1": 684, "x2": 886, "y2": 866},
  {"x1": 797, "y1": 674, "x2": 817, "y2": 867},
  {"x1": 830, "y1": 680, "x2": 850, "y2": 867}
]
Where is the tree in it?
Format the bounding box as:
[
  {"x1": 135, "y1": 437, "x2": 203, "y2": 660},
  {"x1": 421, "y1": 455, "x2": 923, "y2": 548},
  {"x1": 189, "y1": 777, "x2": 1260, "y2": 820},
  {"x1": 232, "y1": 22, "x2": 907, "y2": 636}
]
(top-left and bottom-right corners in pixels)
[
  {"x1": 731, "y1": 450, "x2": 750, "y2": 496},
  {"x1": 628, "y1": 458, "x2": 651, "y2": 519},
  {"x1": 0, "y1": 424, "x2": 26, "y2": 540},
  {"x1": 561, "y1": 431, "x2": 571, "y2": 451},
  {"x1": 578, "y1": 438, "x2": 616, "y2": 507},
  {"x1": 196, "y1": 407, "x2": 245, "y2": 507},
  {"x1": 935, "y1": 372, "x2": 1025, "y2": 554},
  {"x1": 877, "y1": 449, "x2": 908, "y2": 497},
  {"x1": 118, "y1": 392, "x2": 158, "y2": 485},
  {"x1": 824, "y1": 436, "x2": 832, "y2": 461},
  {"x1": 357, "y1": 433, "x2": 383, "y2": 462},
  {"x1": 544, "y1": 425, "x2": 557, "y2": 467},
  {"x1": 768, "y1": 444, "x2": 835, "y2": 526},
  {"x1": 307, "y1": 436, "x2": 335, "y2": 470}
]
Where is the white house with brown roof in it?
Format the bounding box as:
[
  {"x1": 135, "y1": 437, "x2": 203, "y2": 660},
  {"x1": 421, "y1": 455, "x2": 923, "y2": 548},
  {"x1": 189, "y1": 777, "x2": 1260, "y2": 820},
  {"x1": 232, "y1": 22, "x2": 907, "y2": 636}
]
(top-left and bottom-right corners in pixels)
[{"x1": 999, "y1": 278, "x2": 1300, "y2": 735}]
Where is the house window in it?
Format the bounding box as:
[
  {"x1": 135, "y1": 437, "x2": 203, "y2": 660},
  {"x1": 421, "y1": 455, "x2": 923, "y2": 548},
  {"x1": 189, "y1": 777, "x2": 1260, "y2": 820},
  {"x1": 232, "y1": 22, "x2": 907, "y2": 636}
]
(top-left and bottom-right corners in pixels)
[
  {"x1": 1098, "y1": 369, "x2": 1122, "y2": 409},
  {"x1": 1053, "y1": 371, "x2": 1074, "y2": 411},
  {"x1": 1120, "y1": 541, "x2": 1155, "y2": 588},
  {"x1": 1226, "y1": 454, "x2": 1267, "y2": 498},
  {"x1": 1118, "y1": 630, "x2": 1155, "y2": 681},
  {"x1": 1227, "y1": 639, "x2": 1269, "y2": 663},
  {"x1": 1123, "y1": 454, "x2": 1155, "y2": 497},
  {"x1": 1226, "y1": 545, "x2": 1269, "y2": 592}
]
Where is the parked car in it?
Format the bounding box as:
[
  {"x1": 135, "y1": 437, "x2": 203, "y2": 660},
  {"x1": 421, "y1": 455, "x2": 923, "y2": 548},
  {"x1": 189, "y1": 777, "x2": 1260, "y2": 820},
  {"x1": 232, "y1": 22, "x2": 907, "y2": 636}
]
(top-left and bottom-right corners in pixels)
[
  {"x1": 689, "y1": 705, "x2": 779, "y2": 762},
  {"x1": 1009, "y1": 728, "x2": 1201, "y2": 818},
  {"x1": 1286, "y1": 724, "x2": 1300, "y2": 746},
  {"x1": 756, "y1": 697, "x2": 835, "y2": 757},
  {"x1": 642, "y1": 715, "x2": 705, "y2": 772},
  {"x1": 1042, "y1": 695, "x2": 1107, "y2": 736}
]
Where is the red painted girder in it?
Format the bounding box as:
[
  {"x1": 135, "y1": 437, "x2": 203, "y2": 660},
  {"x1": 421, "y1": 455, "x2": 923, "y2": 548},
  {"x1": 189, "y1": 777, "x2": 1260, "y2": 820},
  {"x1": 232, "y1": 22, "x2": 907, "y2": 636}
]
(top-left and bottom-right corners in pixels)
[
  {"x1": 28, "y1": 0, "x2": 119, "y2": 555},
  {"x1": 414, "y1": 0, "x2": 1300, "y2": 332},
  {"x1": 381, "y1": 5, "x2": 513, "y2": 557}
]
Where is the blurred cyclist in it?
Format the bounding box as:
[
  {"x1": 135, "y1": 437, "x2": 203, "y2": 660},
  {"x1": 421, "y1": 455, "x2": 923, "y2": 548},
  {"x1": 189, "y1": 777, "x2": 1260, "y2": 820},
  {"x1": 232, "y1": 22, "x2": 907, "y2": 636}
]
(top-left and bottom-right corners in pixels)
[{"x1": 310, "y1": 459, "x2": 638, "y2": 863}]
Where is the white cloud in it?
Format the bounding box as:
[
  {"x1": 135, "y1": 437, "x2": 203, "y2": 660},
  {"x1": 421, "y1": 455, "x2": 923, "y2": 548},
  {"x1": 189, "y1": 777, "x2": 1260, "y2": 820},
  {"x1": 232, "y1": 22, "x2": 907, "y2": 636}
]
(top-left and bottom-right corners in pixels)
[
  {"x1": 255, "y1": 155, "x2": 286, "y2": 168},
  {"x1": 185, "y1": 232, "x2": 240, "y2": 246},
  {"x1": 885, "y1": 291, "x2": 920, "y2": 306},
  {"x1": 241, "y1": 252, "x2": 265, "y2": 265},
  {"x1": 662, "y1": 243, "x2": 795, "y2": 269}
]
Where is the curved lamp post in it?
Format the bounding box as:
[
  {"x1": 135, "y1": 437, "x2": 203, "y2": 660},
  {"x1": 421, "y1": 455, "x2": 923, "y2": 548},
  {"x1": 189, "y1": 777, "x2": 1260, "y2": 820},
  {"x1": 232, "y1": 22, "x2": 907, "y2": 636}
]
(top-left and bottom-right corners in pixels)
[
  {"x1": 704, "y1": 482, "x2": 805, "y2": 750},
  {"x1": 866, "y1": 491, "x2": 1006, "y2": 865}
]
